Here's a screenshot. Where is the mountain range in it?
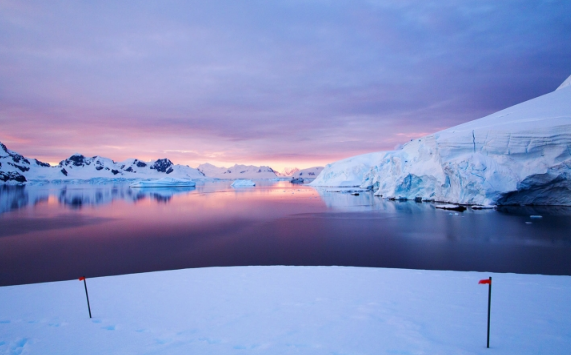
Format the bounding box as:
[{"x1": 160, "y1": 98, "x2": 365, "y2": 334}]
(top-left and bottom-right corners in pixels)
[{"x1": 1, "y1": 144, "x2": 323, "y2": 184}]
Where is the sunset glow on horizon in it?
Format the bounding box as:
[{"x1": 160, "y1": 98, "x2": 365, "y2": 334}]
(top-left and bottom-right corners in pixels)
[{"x1": 1, "y1": 1, "x2": 570, "y2": 171}]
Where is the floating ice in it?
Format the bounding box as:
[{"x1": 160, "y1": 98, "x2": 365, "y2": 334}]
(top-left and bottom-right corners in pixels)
[
  {"x1": 231, "y1": 179, "x2": 256, "y2": 187},
  {"x1": 471, "y1": 205, "x2": 495, "y2": 210},
  {"x1": 435, "y1": 204, "x2": 467, "y2": 212},
  {"x1": 130, "y1": 177, "x2": 196, "y2": 188}
]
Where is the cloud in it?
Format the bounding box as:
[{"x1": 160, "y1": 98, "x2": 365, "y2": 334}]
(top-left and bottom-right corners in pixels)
[{"x1": 1, "y1": 0, "x2": 570, "y2": 170}]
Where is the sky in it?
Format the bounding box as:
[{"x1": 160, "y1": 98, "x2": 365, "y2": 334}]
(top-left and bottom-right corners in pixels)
[{"x1": 1, "y1": 0, "x2": 570, "y2": 171}]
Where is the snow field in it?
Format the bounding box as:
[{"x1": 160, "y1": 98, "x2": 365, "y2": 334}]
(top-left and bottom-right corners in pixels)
[{"x1": 1, "y1": 266, "x2": 570, "y2": 354}]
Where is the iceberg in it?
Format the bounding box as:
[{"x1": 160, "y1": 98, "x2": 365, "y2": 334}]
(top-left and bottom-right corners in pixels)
[
  {"x1": 231, "y1": 179, "x2": 256, "y2": 187},
  {"x1": 312, "y1": 75, "x2": 571, "y2": 206},
  {"x1": 130, "y1": 177, "x2": 196, "y2": 188}
]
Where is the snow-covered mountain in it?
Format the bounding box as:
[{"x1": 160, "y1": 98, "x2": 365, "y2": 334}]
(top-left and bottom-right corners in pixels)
[
  {"x1": 276, "y1": 167, "x2": 300, "y2": 177},
  {"x1": 197, "y1": 163, "x2": 277, "y2": 179},
  {"x1": 0, "y1": 142, "x2": 50, "y2": 184},
  {"x1": 311, "y1": 75, "x2": 571, "y2": 206},
  {"x1": 0, "y1": 145, "x2": 206, "y2": 184}
]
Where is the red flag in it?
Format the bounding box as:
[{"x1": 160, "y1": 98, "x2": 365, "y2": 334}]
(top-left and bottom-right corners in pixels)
[
  {"x1": 479, "y1": 279, "x2": 491, "y2": 284},
  {"x1": 79, "y1": 277, "x2": 85, "y2": 281}
]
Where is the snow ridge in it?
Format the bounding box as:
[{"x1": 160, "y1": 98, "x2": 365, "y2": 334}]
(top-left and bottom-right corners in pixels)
[{"x1": 557, "y1": 74, "x2": 571, "y2": 91}]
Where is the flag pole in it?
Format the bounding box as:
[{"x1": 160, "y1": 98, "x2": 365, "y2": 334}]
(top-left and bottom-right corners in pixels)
[
  {"x1": 487, "y1": 276, "x2": 492, "y2": 348},
  {"x1": 79, "y1": 277, "x2": 92, "y2": 318},
  {"x1": 478, "y1": 276, "x2": 492, "y2": 348}
]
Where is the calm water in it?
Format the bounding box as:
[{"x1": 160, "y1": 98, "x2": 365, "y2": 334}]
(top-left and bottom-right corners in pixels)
[{"x1": 1, "y1": 181, "x2": 571, "y2": 286}]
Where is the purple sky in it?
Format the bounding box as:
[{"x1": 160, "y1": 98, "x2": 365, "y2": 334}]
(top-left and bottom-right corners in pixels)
[{"x1": 1, "y1": 0, "x2": 570, "y2": 170}]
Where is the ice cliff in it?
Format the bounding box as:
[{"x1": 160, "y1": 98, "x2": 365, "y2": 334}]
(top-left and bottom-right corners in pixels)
[{"x1": 311, "y1": 76, "x2": 571, "y2": 206}]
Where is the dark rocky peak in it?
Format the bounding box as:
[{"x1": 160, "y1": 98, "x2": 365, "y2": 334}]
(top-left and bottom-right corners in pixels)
[
  {"x1": 60, "y1": 154, "x2": 91, "y2": 167},
  {"x1": 9, "y1": 152, "x2": 30, "y2": 165},
  {"x1": 34, "y1": 159, "x2": 50, "y2": 167},
  {"x1": 150, "y1": 158, "x2": 173, "y2": 173},
  {"x1": 0, "y1": 171, "x2": 27, "y2": 183},
  {"x1": 0, "y1": 142, "x2": 31, "y2": 165},
  {"x1": 134, "y1": 159, "x2": 147, "y2": 168}
]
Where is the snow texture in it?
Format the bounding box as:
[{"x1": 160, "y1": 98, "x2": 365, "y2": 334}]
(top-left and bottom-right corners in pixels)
[
  {"x1": 231, "y1": 179, "x2": 256, "y2": 187},
  {"x1": 312, "y1": 77, "x2": 571, "y2": 206},
  {"x1": 197, "y1": 163, "x2": 277, "y2": 180},
  {"x1": 0, "y1": 266, "x2": 570, "y2": 354},
  {"x1": 130, "y1": 177, "x2": 196, "y2": 188}
]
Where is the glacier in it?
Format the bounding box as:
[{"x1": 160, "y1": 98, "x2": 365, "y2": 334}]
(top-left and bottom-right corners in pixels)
[{"x1": 311, "y1": 75, "x2": 571, "y2": 206}]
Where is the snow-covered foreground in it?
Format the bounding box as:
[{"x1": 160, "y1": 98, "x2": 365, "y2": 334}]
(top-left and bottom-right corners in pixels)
[{"x1": 1, "y1": 266, "x2": 570, "y2": 355}]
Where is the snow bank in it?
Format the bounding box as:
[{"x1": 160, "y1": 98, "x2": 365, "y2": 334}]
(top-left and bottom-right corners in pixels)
[
  {"x1": 130, "y1": 177, "x2": 196, "y2": 188},
  {"x1": 1, "y1": 266, "x2": 570, "y2": 354},
  {"x1": 312, "y1": 77, "x2": 571, "y2": 205},
  {"x1": 231, "y1": 179, "x2": 256, "y2": 187}
]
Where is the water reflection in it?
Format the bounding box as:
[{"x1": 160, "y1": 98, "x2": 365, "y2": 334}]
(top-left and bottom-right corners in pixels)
[
  {"x1": 1, "y1": 182, "x2": 571, "y2": 286},
  {"x1": 0, "y1": 184, "x2": 197, "y2": 213},
  {"x1": 315, "y1": 188, "x2": 431, "y2": 214}
]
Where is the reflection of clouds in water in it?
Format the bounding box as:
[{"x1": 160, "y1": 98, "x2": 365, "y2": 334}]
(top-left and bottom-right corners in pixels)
[
  {"x1": 0, "y1": 214, "x2": 114, "y2": 238},
  {"x1": 0, "y1": 184, "x2": 197, "y2": 213}
]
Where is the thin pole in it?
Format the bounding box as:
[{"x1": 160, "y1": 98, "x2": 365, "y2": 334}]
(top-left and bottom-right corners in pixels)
[
  {"x1": 487, "y1": 276, "x2": 492, "y2": 348},
  {"x1": 83, "y1": 278, "x2": 92, "y2": 318}
]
